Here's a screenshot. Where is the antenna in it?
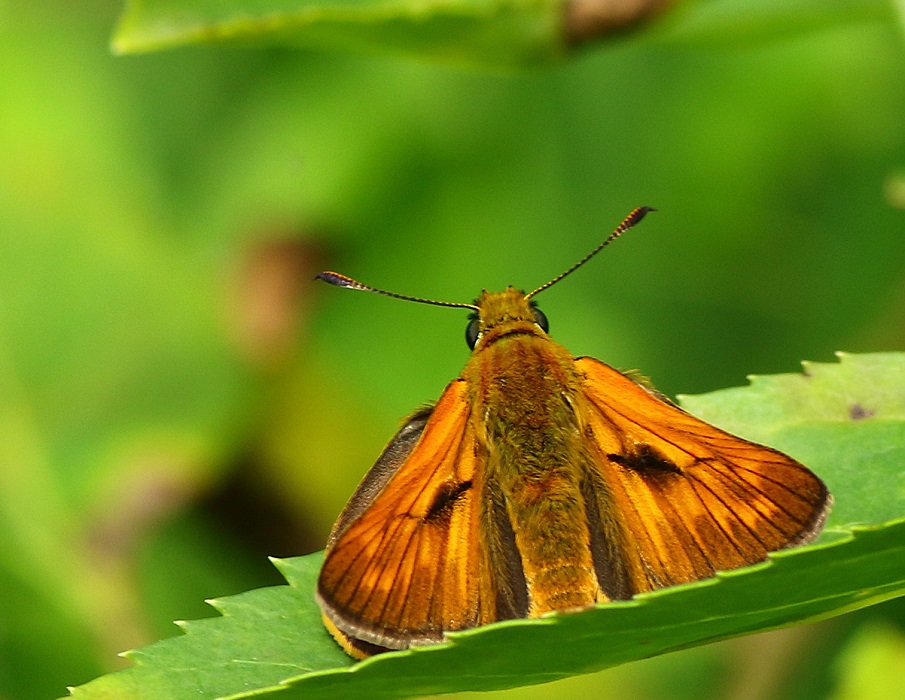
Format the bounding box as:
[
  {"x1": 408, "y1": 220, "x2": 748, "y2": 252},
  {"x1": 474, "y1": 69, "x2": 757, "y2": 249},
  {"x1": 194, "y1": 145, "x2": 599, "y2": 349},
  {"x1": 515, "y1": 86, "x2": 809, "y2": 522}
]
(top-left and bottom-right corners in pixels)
[
  {"x1": 316, "y1": 207, "x2": 654, "y2": 308},
  {"x1": 315, "y1": 271, "x2": 479, "y2": 311},
  {"x1": 525, "y1": 206, "x2": 655, "y2": 299}
]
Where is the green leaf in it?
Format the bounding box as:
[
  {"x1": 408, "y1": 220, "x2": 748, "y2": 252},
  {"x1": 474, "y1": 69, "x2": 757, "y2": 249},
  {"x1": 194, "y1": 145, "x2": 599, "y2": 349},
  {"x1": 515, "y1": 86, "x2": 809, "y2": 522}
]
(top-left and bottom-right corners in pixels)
[
  {"x1": 110, "y1": 0, "x2": 898, "y2": 67},
  {"x1": 110, "y1": 0, "x2": 670, "y2": 68},
  {"x1": 112, "y1": 0, "x2": 564, "y2": 67},
  {"x1": 67, "y1": 352, "x2": 905, "y2": 699}
]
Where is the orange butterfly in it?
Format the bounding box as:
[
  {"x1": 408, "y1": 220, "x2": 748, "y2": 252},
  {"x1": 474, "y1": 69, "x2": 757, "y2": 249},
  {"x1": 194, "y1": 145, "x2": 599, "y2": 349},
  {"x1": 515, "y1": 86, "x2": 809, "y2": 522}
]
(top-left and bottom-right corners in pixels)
[{"x1": 315, "y1": 208, "x2": 831, "y2": 658}]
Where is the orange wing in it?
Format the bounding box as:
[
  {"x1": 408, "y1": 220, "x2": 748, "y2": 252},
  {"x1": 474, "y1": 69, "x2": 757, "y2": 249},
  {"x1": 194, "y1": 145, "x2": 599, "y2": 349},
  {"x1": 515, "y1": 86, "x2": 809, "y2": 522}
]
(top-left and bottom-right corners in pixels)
[
  {"x1": 575, "y1": 357, "x2": 831, "y2": 598},
  {"x1": 317, "y1": 379, "x2": 496, "y2": 657}
]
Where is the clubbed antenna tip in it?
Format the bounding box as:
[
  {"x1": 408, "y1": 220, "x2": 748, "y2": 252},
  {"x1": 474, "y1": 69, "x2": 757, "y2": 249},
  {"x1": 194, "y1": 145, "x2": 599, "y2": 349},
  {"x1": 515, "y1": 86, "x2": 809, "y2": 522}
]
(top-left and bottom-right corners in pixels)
[{"x1": 315, "y1": 271, "x2": 367, "y2": 290}]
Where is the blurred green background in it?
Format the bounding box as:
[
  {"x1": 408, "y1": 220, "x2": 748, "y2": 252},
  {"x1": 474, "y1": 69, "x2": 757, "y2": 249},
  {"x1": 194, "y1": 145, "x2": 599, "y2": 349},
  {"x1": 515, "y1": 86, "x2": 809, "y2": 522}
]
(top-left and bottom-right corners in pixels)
[{"x1": 2, "y1": 1, "x2": 905, "y2": 699}]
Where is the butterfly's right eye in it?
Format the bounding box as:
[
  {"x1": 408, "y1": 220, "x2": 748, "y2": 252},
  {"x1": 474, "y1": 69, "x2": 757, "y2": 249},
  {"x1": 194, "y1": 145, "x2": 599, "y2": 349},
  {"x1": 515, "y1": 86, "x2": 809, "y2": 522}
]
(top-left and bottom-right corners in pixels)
[
  {"x1": 465, "y1": 317, "x2": 481, "y2": 349},
  {"x1": 533, "y1": 307, "x2": 549, "y2": 333}
]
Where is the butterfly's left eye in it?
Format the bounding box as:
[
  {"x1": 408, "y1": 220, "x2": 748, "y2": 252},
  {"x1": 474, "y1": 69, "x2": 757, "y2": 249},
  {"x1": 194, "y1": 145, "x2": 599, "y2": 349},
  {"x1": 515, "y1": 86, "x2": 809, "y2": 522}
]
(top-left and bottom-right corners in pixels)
[
  {"x1": 465, "y1": 317, "x2": 481, "y2": 349},
  {"x1": 533, "y1": 307, "x2": 549, "y2": 333}
]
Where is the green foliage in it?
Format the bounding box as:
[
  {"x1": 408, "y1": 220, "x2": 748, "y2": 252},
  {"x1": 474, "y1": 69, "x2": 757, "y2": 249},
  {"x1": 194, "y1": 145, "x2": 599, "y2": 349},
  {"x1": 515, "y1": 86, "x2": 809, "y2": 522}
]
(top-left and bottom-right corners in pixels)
[
  {"x1": 68, "y1": 353, "x2": 905, "y2": 699},
  {"x1": 663, "y1": 0, "x2": 895, "y2": 47},
  {"x1": 113, "y1": 0, "x2": 566, "y2": 68},
  {"x1": 111, "y1": 0, "x2": 895, "y2": 67}
]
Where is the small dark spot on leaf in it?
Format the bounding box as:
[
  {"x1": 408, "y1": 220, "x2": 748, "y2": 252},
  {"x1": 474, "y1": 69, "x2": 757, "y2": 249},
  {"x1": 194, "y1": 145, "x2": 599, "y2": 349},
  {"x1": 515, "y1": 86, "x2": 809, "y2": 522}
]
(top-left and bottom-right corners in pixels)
[{"x1": 849, "y1": 403, "x2": 875, "y2": 420}]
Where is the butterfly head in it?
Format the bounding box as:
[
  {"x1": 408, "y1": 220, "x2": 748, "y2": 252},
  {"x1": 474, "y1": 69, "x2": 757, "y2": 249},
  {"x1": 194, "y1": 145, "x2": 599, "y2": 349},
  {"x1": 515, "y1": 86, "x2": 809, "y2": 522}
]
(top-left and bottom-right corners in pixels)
[{"x1": 465, "y1": 287, "x2": 549, "y2": 350}]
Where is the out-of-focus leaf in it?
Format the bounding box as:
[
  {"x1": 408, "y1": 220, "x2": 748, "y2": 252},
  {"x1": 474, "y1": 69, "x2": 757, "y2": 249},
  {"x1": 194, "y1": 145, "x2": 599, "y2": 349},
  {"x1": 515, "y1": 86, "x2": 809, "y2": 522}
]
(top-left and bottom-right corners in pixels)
[
  {"x1": 659, "y1": 0, "x2": 894, "y2": 47},
  {"x1": 111, "y1": 0, "x2": 898, "y2": 67},
  {"x1": 112, "y1": 0, "x2": 674, "y2": 67}
]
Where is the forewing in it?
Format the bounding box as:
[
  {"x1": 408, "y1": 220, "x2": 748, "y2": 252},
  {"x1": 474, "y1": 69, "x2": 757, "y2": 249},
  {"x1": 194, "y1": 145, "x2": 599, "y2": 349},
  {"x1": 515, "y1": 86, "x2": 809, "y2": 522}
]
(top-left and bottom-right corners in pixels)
[
  {"x1": 575, "y1": 357, "x2": 830, "y2": 597},
  {"x1": 317, "y1": 378, "x2": 492, "y2": 653}
]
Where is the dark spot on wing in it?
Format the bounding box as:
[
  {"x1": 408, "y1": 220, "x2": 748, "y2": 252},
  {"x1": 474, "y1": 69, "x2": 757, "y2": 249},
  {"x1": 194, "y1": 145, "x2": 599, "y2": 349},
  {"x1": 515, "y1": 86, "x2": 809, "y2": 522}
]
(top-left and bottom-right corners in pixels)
[
  {"x1": 424, "y1": 480, "x2": 472, "y2": 523},
  {"x1": 608, "y1": 444, "x2": 683, "y2": 478}
]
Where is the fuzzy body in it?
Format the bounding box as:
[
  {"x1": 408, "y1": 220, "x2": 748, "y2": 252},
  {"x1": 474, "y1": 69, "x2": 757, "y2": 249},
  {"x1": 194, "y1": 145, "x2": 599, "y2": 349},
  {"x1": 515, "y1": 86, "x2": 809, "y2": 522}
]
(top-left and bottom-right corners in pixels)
[{"x1": 463, "y1": 288, "x2": 599, "y2": 615}]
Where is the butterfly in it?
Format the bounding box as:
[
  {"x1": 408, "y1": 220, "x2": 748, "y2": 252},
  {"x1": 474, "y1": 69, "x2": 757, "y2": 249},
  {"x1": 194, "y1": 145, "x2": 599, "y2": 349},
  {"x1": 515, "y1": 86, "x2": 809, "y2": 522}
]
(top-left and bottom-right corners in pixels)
[{"x1": 314, "y1": 207, "x2": 831, "y2": 658}]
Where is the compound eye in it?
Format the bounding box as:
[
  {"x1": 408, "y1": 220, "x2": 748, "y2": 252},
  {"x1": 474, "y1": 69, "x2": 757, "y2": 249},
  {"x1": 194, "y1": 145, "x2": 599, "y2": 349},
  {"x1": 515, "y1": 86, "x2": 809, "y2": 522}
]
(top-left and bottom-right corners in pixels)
[
  {"x1": 465, "y1": 317, "x2": 481, "y2": 349},
  {"x1": 533, "y1": 307, "x2": 549, "y2": 333}
]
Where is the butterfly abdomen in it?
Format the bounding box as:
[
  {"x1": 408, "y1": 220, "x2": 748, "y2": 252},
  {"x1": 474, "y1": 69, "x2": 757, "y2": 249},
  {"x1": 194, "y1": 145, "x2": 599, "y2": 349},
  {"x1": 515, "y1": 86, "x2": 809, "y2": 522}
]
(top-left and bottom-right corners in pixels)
[{"x1": 468, "y1": 331, "x2": 600, "y2": 616}]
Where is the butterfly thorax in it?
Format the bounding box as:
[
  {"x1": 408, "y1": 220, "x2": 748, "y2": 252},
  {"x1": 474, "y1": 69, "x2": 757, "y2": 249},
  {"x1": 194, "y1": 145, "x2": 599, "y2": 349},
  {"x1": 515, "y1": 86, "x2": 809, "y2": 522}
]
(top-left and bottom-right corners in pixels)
[{"x1": 462, "y1": 288, "x2": 600, "y2": 616}]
